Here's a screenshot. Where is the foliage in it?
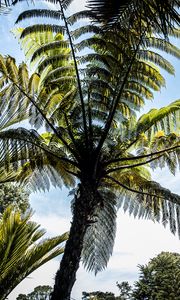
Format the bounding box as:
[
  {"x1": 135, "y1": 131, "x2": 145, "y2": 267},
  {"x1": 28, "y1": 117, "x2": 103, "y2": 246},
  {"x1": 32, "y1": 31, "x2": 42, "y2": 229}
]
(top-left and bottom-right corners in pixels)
[
  {"x1": 82, "y1": 282, "x2": 132, "y2": 300},
  {"x1": 82, "y1": 291, "x2": 116, "y2": 300},
  {"x1": 87, "y1": 0, "x2": 180, "y2": 37},
  {"x1": 116, "y1": 282, "x2": 132, "y2": 300},
  {"x1": 0, "y1": 0, "x2": 179, "y2": 298},
  {"x1": 132, "y1": 252, "x2": 180, "y2": 300},
  {"x1": 0, "y1": 183, "x2": 30, "y2": 213},
  {"x1": 0, "y1": 206, "x2": 68, "y2": 300},
  {"x1": 17, "y1": 285, "x2": 53, "y2": 299},
  {"x1": 82, "y1": 253, "x2": 180, "y2": 300}
]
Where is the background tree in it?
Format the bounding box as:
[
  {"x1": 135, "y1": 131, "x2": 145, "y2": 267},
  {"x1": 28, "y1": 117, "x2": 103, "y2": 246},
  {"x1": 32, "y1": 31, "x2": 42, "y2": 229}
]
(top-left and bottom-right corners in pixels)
[
  {"x1": 82, "y1": 283, "x2": 132, "y2": 300},
  {"x1": 116, "y1": 282, "x2": 132, "y2": 300},
  {"x1": 17, "y1": 285, "x2": 53, "y2": 300},
  {"x1": 132, "y1": 252, "x2": 180, "y2": 300},
  {"x1": 0, "y1": 206, "x2": 68, "y2": 300},
  {"x1": 82, "y1": 291, "x2": 116, "y2": 300},
  {"x1": 0, "y1": 183, "x2": 30, "y2": 213},
  {"x1": 0, "y1": 1, "x2": 179, "y2": 299}
]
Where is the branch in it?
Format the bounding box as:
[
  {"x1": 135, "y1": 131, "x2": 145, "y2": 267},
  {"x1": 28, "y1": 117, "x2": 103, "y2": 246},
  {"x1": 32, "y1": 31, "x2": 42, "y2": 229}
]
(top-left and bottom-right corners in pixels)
[
  {"x1": 105, "y1": 144, "x2": 180, "y2": 165},
  {"x1": 58, "y1": 0, "x2": 89, "y2": 147},
  {"x1": 106, "y1": 155, "x2": 163, "y2": 174},
  {"x1": 106, "y1": 175, "x2": 164, "y2": 199}
]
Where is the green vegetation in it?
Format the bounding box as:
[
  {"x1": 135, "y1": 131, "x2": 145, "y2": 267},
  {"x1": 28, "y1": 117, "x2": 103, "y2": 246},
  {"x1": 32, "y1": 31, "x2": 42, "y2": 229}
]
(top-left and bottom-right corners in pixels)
[
  {"x1": 0, "y1": 206, "x2": 67, "y2": 300},
  {"x1": 17, "y1": 285, "x2": 52, "y2": 299},
  {"x1": 82, "y1": 282, "x2": 132, "y2": 300},
  {"x1": 0, "y1": 183, "x2": 29, "y2": 213},
  {"x1": 0, "y1": 0, "x2": 179, "y2": 299},
  {"x1": 132, "y1": 252, "x2": 180, "y2": 299},
  {"x1": 82, "y1": 252, "x2": 180, "y2": 300}
]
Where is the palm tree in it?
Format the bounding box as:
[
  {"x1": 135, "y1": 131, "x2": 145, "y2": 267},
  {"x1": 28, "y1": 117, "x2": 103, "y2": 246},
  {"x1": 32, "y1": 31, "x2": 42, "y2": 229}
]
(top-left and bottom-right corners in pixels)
[
  {"x1": 0, "y1": 205, "x2": 68, "y2": 300},
  {"x1": 0, "y1": 2, "x2": 180, "y2": 298}
]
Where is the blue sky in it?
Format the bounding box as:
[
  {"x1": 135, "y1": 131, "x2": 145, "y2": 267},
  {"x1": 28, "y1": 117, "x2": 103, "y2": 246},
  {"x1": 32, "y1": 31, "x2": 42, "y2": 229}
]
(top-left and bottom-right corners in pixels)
[{"x1": 0, "y1": 1, "x2": 180, "y2": 298}]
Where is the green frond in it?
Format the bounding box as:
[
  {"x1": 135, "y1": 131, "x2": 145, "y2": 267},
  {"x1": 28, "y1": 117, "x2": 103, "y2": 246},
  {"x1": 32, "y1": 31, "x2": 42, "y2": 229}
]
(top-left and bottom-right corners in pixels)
[
  {"x1": 129, "y1": 74, "x2": 161, "y2": 91},
  {"x1": 0, "y1": 168, "x2": 17, "y2": 183},
  {"x1": 44, "y1": 66, "x2": 75, "y2": 84},
  {"x1": 71, "y1": 25, "x2": 102, "y2": 40},
  {"x1": 0, "y1": 54, "x2": 8, "y2": 77},
  {"x1": 135, "y1": 100, "x2": 180, "y2": 136},
  {"x1": 87, "y1": 0, "x2": 180, "y2": 37},
  {"x1": 137, "y1": 51, "x2": 175, "y2": 74},
  {"x1": 61, "y1": 0, "x2": 74, "y2": 10},
  {"x1": 144, "y1": 37, "x2": 180, "y2": 59},
  {"x1": 122, "y1": 91, "x2": 145, "y2": 108},
  {"x1": 16, "y1": 9, "x2": 62, "y2": 23},
  {"x1": 67, "y1": 10, "x2": 98, "y2": 25},
  {"x1": 38, "y1": 54, "x2": 71, "y2": 73},
  {"x1": 108, "y1": 170, "x2": 180, "y2": 238},
  {"x1": 125, "y1": 81, "x2": 153, "y2": 100},
  {"x1": 0, "y1": 206, "x2": 68, "y2": 299},
  {"x1": 137, "y1": 133, "x2": 180, "y2": 175},
  {"x1": 20, "y1": 25, "x2": 65, "y2": 39},
  {"x1": 75, "y1": 37, "x2": 108, "y2": 52},
  {"x1": 31, "y1": 40, "x2": 69, "y2": 63},
  {"x1": 18, "y1": 152, "x2": 76, "y2": 192},
  {"x1": 133, "y1": 61, "x2": 165, "y2": 86}
]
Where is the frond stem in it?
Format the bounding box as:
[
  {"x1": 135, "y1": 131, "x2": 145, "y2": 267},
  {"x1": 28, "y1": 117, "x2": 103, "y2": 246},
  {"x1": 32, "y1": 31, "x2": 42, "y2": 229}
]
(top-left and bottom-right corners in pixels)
[
  {"x1": 106, "y1": 155, "x2": 163, "y2": 174},
  {"x1": 58, "y1": 0, "x2": 89, "y2": 147},
  {"x1": 95, "y1": 31, "x2": 144, "y2": 158},
  {"x1": 106, "y1": 175, "x2": 164, "y2": 199},
  {"x1": 105, "y1": 144, "x2": 180, "y2": 165},
  {"x1": 64, "y1": 113, "x2": 79, "y2": 151}
]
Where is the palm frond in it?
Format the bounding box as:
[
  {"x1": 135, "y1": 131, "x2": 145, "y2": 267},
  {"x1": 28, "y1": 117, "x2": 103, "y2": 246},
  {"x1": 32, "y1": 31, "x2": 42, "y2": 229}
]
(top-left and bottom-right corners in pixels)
[
  {"x1": 87, "y1": 0, "x2": 180, "y2": 37},
  {"x1": 0, "y1": 206, "x2": 68, "y2": 299},
  {"x1": 16, "y1": 9, "x2": 62, "y2": 23},
  {"x1": 82, "y1": 189, "x2": 117, "y2": 274},
  {"x1": 20, "y1": 25, "x2": 65, "y2": 39},
  {"x1": 135, "y1": 100, "x2": 180, "y2": 137},
  {"x1": 107, "y1": 170, "x2": 180, "y2": 238}
]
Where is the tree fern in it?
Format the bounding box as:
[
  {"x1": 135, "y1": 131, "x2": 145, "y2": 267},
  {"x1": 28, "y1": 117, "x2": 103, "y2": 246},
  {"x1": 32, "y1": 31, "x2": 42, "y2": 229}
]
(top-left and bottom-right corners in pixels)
[{"x1": 0, "y1": 1, "x2": 179, "y2": 298}]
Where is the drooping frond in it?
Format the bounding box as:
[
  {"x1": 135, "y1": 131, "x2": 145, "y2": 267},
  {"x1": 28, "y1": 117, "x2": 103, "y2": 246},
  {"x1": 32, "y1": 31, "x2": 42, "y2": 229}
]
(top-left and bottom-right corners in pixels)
[
  {"x1": 16, "y1": 9, "x2": 62, "y2": 23},
  {"x1": 67, "y1": 10, "x2": 99, "y2": 26},
  {"x1": 31, "y1": 40, "x2": 70, "y2": 63},
  {"x1": 143, "y1": 37, "x2": 180, "y2": 59},
  {"x1": 106, "y1": 168, "x2": 180, "y2": 238},
  {"x1": 137, "y1": 50, "x2": 175, "y2": 74},
  {"x1": 0, "y1": 206, "x2": 68, "y2": 299},
  {"x1": 134, "y1": 100, "x2": 180, "y2": 137},
  {"x1": 0, "y1": 128, "x2": 76, "y2": 191},
  {"x1": 82, "y1": 188, "x2": 117, "y2": 274},
  {"x1": 135, "y1": 133, "x2": 180, "y2": 175},
  {"x1": 87, "y1": 0, "x2": 180, "y2": 37},
  {"x1": 20, "y1": 24, "x2": 65, "y2": 39}
]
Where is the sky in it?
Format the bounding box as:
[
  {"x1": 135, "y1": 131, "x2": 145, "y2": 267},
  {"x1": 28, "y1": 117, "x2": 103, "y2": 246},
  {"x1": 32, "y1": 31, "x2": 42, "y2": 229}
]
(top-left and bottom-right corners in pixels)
[{"x1": 0, "y1": 1, "x2": 180, "y2": 299}]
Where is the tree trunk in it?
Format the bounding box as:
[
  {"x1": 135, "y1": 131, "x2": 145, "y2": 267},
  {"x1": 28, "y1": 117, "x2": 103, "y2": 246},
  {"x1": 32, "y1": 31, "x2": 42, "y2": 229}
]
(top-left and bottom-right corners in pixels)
[{"x1": 51, "y1": 182, "x2": 97, "y2": 300}]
